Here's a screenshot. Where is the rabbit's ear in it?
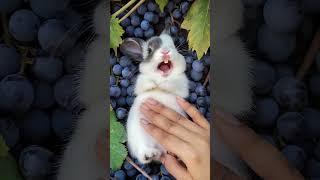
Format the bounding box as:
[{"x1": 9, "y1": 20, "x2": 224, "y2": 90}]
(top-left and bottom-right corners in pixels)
[{"x1": 120, "y1": 38, "x2": 145, "y2": 60}]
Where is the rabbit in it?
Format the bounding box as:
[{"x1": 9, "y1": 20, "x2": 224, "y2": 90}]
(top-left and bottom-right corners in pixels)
[{"x1": 119, "y1": 30, "x2": 189, "y2": 164}]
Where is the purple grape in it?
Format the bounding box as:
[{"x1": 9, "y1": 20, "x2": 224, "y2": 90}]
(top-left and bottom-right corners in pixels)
[
  {"x1": 302, "y1": 108, "x2": 320, "y2": 138},
  {"x1": 281, "y1": 145, "x2": 306, "y2": 170},
  {"x1": 134, "y1": 27, "x2": 144, "y2": 38},
  {"x1": 117, "y1": 97, "x2": 127, "y2": 107},
  {"x1": 126, "y1": 26, "x2": 135, "y2": 36},
  {"x1": 144, "y1": 12, "x2": 155, "y2": 22},
  {"x1": 0, "y1": 0, "x2": 22, "y2": 13},
  {"x1": 122, "y1": 67, "x2": 133, "y2": 78},
  {"x1": 126, "y1": 96, "x2": 135, "y2": 106},
  {"x1": 192, "y1": 60, "x2": 205, "y2": 72},
  {"x1": 137, "y1": 4, "x2": 147, "y2": 15},
  {"x1": 196, "y1": 97, "x2": 206, "y2": 107},
  {"x1": 131, "y1": 15, "x2": 141, "y2": 26},
  {"x1": 114, "y1": 170, "x2": 126, "y2": 180},
  {"x1": 0, "y1": 117, "x2": 19, "y2": 148},
  {"x1": 165, "y1": 2, "x2": 175, "y2": 12},
  {"x1": 112, "y1": 64, "x2": 123, "y2": 76},
  {"x1": 144, "y1": 28, "x2": 155, "y2": 38},
  {"x1": 180, "y1": 2, "x2": 190, "y2": 14},
  {"x1": 190, "y1": 70, "x2": 203, "y2": 81},
  {"x1": 254, "y1": 97, "x2": 279, "y2": 129},
  {"x1": 305, "y1": 158, "x2": 320, "y2": 177},
  {"x1": 172, "y1": 9, "x2": 182, "y2": 19},
  {"x1": 195, "y1": 85, "x2": 207, "y2": 96},
  {"x1": 140, "y1": 20, "x2": 150, "y2": 30},
  {"x1": 53, "y1": 75, "x2": 76, "y2": 110},
  {"x1": 33, "y1": 81, "x2": 55, "y2": 109},
  {"x1": 120, "y1": 17, "x2": 131, "y2": 28},
  {"x1": 189, "y1": 93, "x2": 197, "y2": 103},
  {"x1": 170, "y1": 25, "x2": 179, "y2": 35},
  {"x1": 277, "y1": 112, "x2": 304, "y2": 143},
  {"x1": 120, "y1": 79, "x2": 130, "y2": 87},
  {"x1": 32, "y1": 56, "x2": 63, "y2": 83},
  {"x1": 127, "y1": 85, "x2": 135, "y2": 96},
  {"x1": 110, "y1": 76, "x2": 116, "y2": 85},
  {"x1": 309, "y1": 73, "x2": 320, "y2": 98},
  {"x1": 30, "y1": 0, "x2": 67, "y2": 19},
  {"x1": 116, "y1": 107, "x2": 128, "y2": 120},
  {"x1": 253, "y1": 60, "x2": 276, "y2": 95},
  {"x1": 147, "y1": 2, "x2": 157, "y2": 11},
  {"x1": 0, "y1": 44, "x2": 21, "y2": 79},
  {"x1": 110, "y1": 85, "x2": 121, "y2": 98}
]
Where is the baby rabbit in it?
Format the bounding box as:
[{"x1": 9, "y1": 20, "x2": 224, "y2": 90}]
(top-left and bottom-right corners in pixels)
[{"x1": 120, "y1": 30, "x2": 189, "y2": 164}]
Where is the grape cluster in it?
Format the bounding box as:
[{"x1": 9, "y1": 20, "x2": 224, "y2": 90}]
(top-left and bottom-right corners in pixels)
[
  {"x1": 0, "y1": 0, "x2": 88, "y2": 179},
  {"x1": 110, "y1": 0, "x2": 211, "y2": 179},
  {"x1": 242, "y1": 0, "x2": 320, "y2": 178}
]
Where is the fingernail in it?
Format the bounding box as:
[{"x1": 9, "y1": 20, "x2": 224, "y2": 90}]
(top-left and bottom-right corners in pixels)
[
  {"x1": 146, "y1": 98, "x2": 158, "y2": 105},
  {"x1": 141, "y1": 118, "x2": 150, "y2": 125}
]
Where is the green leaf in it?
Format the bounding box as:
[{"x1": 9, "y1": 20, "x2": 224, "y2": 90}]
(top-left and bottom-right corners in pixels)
[
  {"x1": 110, "y1": 106, "x2": 127, "y2": 171},
  {"x1": 0, "y1": 155, "x2": 23, "y2": 180},
  {"x1": 181, "y1": 0, "x2": 210, "y2": 59},
  {"x1": 0, "y1": 136, "x2": 9, "y2": 157},
  {"x1": 155, "y1": 0, "x2": 168, "y2": 12},
  {"x1": 110, "y1": 16, "x2": 124, "y2": 55}
]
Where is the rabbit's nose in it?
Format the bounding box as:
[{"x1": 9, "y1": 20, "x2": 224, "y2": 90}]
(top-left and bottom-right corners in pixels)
[{"x1": 161, "y1": 50, "x2": 170, "y2": 55}]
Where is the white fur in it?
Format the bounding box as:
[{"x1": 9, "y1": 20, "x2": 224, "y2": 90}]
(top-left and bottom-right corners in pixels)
[
  {"x1": 56, "y1": 1, "x2": 107, "y2": 180},
  {"x1": 212, "y1": 0, "x2": 253, "y2": 177},
  {"x1": 126, "y1": 34, "x2": 189, "y2": 163}
]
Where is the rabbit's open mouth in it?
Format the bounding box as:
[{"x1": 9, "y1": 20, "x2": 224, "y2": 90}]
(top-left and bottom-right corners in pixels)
[{"x1": 157, "y1": 59, "x2": 172, "y2": 76}]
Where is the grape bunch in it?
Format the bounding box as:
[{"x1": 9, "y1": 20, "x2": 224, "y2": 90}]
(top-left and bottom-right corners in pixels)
[
  {"x1": 242, "y1": 0, "x2": 320, "y2": 178},
  {"x1": 110, "y1": 0, "x2": 211, "y2": 179},
  {"x1": 0, "y1": 0, "x2": 90, "y2": 179}
]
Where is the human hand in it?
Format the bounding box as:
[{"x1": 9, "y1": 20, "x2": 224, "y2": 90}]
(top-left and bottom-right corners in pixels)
[{"x1": 140, "y1": 96, "x2": 210, "y2": 180}]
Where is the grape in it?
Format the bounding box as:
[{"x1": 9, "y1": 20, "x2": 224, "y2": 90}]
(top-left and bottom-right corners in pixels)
[
  {"x1": 302, "y1": 108, "x2": 320, "y2": 138},
  {"x1": 134, "y1": 27, "x2": 144, "y2": 38},
  {"x1": 0, "y1": 117, "x2": 19, "y2": 148},
  {"x1": 117, "y1": 97, "x2": 127, "y2": 107},
  {"x1": 185, "y1": 56, "x2": 193, "y2": 64},
  {"x1": 172, "y1": 9, "x2": 182, "y2": 19},
  {"x1": 137, "y1": 4, "x2": 147, "y2": 15},
  {"x1": 123, "y1": 159, "x2": 134, "y2": 170},
  {"x1": 190, "y1": 70, "x2": 203, "y2": 81},
  {"x1": 9, "y1": 9, "x2": 40, "y2": 42},
  {"x1": 160, "y1": 176, "x2": 171, "y2": 180},
  {"x1": 110, "y1": 76, "x2": 116, "y2": 86},
  {"x1": 19, "y1": 145, "x2": 53, "y2": 178},
  {"x1": 120, "y1": 18, "x2": 131, "y2": 28},
  {"x1": 121, "y1": 87, "x2": 127, "y2": 97},
  {"x1": 255, "y1": 97, "x2": 279, "y2": 129},
  {"x1": 119, "y1": 56, "x2": 132, "y2": 67},
  {"x1": 315, "y1": 142, "x2": 320, "y2": 161},
  {"x1": 281, "y1": 145, "x2": 306, "y2": 170},
  {"x1": 141, "y1": 20, "x2": 150, "y2": 30},
  {"x1": 277, "y1": 112, "x2": 304, "y2": 142},
  {"x1": 110, "y1": 85, "x2": 121, "y2": 98},
  {"x1": 252, "y1": 61, "x2": 276, "y2": 95},
  {"x1": 144, "y1": 12, "x2": 155, "y2": 22},
  {"x1": 0, "y1": 44, "x2": 21, "y2": 79},
  {"x1": 257, "y1": 24, "x2": 296, "y2": 62},
  {"x1": 192, "y1": 60, "x2": 204, "y2": 72},
  {"x1": 301, "y1": 0, "x2": 320, "y2": 14},
  {"x1": 202, "y1": 55, "x2": 210, "y2": 66},
  {"x1": 152, "y1": 175, "x2": 160, "y2": 180},
  {"x1": 62, "y1": 9, "x2": 83, "y2": 29},
  {"x1": 0, "y1": 0, "x2": 21, "y2": 13},
  {"x1": 305, "y1": 158, "x2": 320, "y2": 178},
  {"x1": 170, "y1": 25, "x2": 179, "y2": 35},
  {"x1": 0, "y1": 74, "x2": 34, "y2": 113},
  {"x1": 131, "y1": 15, "x2": 141, "y2": 26},
  {"x1": 160, "y1": 164, "x2": 169, "y2": 176},
  {"x1": 147, "y1": 2, "x2": 157, "y2": 11},
  {"x1": 53, "y1": 75, "x2": 76, "y2": 110},
  {"x1": 152, "y1": 14, "x2": 159, "y2": 24},
  {"x1": 199, "y1": 107, "x2": 206, "y2": 114},
  {"x1": 111, "y1": 99, "x2": 117, "y2": 109},
  {"x1": 126, "y1": 26, "x2": 135, "y2": 36},
  {"x1": 189, "y1": 93, "x2": 197, "y2": 103},
  {"x1": 275, "y1": 64, "x2": 294, "y2": 80},
  {"x1": 127, "y1": 85, "x2": 135, "y2": 96},
  {"x1": 144, "y1": 28, "x2": 155, "y2": 38},
  {"x1": 32, "y1": 56, "x2": 63, "y2": 83},
  {"x1": 272, "y1": 77, "x2": 308, "y2": 111},
  {"x1": 126, "y1": 168, "x2": 138, "y2": 177},
  {"x1": 165, "y1": 1, "x2": 175, "y2": 12},
  {"x1": 38, "y1": 19, "x2": 69, "y2": 53},
  {"x1": 20, "y1": 110, "x2": 51, "y2": 144},
  {"x1": 126, "y1": 96, "x2": 135, "y2": 106},
  {"x1": 263, "y1": 0, "x2": 302, "y2": 33},
  {"x1": 309, "y1": 73, "x2": 320, "y2": 98},
  {"x1": 110, "y1": 56, "x2": 117, "y2": 66},
  {"x1": 33, "y1": 81, "x2": 55, "y2": 109},
  {"x1": 112, "y1": 64, "x2": 123, "y2": 76},
  {"x1": 180, "y1": 2, "x2": 190, "y2": 14},
  {"x1": 122, "y1": 67, "x2": 133, "y2": 78},
  {"x1": 51, "y1": 108, "x2": 73, "y2": 139},
  {"x1": 30, "y1": 0, "x2": 67, "y2": 19},
  {"x1": 195, "y1": 85, "x2": 206, "y2": 96},
  {"x1": 135, "y1": 174, "x2": 147, "y2": 180},
  {"x1": 116, "y1": 107, "x2": 127, "y2": 120},
  {"x1": 196, "y1": 97, "x2": 206, "y2": 107},
  {"x1": 120, "y1": 79, "x2": 130, "y2": 88},
  {"x1": 114, "y1": 170, "x2": 126, "y2": 180}
]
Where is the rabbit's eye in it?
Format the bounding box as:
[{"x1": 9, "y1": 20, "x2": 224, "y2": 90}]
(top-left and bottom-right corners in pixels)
[{"x1": 148, "y1": 47, "x2": 152, "y2": 54}]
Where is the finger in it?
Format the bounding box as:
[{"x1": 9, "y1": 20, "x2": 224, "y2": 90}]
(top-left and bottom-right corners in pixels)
[
  {"x1": 140, "y1": 105, "x2": 198, "y2": 142},
  {"x1": 214, "y1": 109, "x2": 304, "y2": 180},
  {"x1": 144, "y1": 98, "x2": 205, "y2": 135},
  {"x1": 176, "y1": 96, "x2": 210, "y2": 129},
  {"x1": 141, "y1": 120, "x2": 192, "y2": 162},
  {"x1": 161, "y1": 154, "x2": 192, "y2": 180}
]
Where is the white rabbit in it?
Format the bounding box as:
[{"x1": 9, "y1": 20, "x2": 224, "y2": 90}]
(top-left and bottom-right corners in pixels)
[{"x1": 120, "y1": 31, "x2": 189, "y2": 164}]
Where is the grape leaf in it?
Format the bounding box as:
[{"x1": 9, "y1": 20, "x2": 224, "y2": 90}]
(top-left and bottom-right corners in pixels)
[
  {"x1": 155, "y1": 0, "x2": 168, "y2": 12},
  {"x1": 0, "y1": 154, "x2": 23, "y2": 180},
  {"x1": 110, "y1": 106, "x2": 127, "y2": 171},
  {"x1": 110, "y1": 16, "x2": 124, "y2": 55},
  {"x1": 0, "y1": 136, "x2": 9, "y2": 157},
  {"x1": 181, "y1": 0, "x2": 210, "y2": 59}
]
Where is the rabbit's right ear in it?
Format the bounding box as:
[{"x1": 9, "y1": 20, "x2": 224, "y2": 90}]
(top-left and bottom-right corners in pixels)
[{"x1": 120, "y1": 38, "x2": 145, "y2": 60}]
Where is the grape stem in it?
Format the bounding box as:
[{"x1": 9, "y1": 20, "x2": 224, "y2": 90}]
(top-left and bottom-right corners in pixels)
[
  {"x1": 296, "y1": 27, "x2": 320, "y2": 80},
  {"x1": 203, "y1": 69, "x2": 210, "y2": 86},
  {"x1": 126, "y1": 157, "x2": 152, "y2": 180},
  {"x1": 119, "y1": 0, "x2": 146, "y2": 22},
  {"x1": 112, "y1": 0, "x2": 137, "y2": 18}
]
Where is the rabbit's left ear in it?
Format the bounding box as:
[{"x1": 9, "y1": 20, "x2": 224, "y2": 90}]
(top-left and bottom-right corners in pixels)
[{"x1": 120, "y1": 38, "x2": 145, "y2": 60}]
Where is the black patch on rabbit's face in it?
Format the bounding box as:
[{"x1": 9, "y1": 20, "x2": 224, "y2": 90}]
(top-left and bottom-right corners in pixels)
[{"x1": 144, "y1": 37, "x2": 162, "y2": 61}]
